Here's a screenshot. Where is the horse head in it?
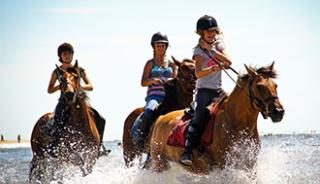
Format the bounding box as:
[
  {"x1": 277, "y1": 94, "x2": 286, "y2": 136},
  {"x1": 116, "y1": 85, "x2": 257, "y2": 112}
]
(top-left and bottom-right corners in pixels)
[
  {"x1": 55, "y1": 60, "x2": 85, "y2": 105},
  {"x1": 244, "y1": 62, "x2": 285, "y2": 122},
  {"x1": 172, "y1": 56, "x2": 196, "y2": 95}
]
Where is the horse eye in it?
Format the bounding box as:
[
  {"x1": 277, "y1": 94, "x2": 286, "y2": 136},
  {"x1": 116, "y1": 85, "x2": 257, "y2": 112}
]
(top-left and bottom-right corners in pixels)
[
  {"x1": 256, "y1": 84, "x2": 267, "y2": 92},
  {"x1": 180, "y1": 65, "x2": 188, "y2": 71}
]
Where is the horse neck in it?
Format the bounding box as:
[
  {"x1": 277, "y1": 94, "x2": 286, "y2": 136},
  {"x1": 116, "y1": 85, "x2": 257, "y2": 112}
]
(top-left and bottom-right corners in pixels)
[
  {"x1": 222, "y1": 81, "x2": 260, "y2": 134},
  {"x1": 70, "y1": 98, "x2": 93, "y2": 133},
  {"x1": 174, "y1": 80, "x2": 193, "y2": 108}
]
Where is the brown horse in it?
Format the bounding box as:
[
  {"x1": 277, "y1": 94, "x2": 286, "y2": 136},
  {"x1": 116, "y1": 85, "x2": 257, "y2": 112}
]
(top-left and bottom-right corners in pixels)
[
  {"x1": 29, "y1": 61, "x2": 101, "y2": 183},
  {"x1": 122, "y1": 57, "x2": 196, "y2": 167},
  {"x1": 149, "y1": 62, "x2": 285, "y2": 173}
]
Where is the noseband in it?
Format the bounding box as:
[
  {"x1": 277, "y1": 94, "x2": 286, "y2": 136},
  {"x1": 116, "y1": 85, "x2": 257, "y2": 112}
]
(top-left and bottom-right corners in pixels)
[
  {"x1": 247, "y1": 77, "x2": 278, "y2": 119},
  {"x1": 176, "y1": 71, "x2": 195, "y2": 95},
  {"x1": 57, "y1": 73, "x2": 81, "y2": 105}
]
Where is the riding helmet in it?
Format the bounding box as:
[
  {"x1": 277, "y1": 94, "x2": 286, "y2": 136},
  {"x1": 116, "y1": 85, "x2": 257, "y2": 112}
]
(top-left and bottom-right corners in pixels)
[
  {"x1": 57, "y1": 42, "x2": 74, "y2": 57},
  {"x1": 151, "y1": 32, "x2": 169, "y2": 48},
  {"x1": 196, "y1": 15, "x2": 218, "y2": 34}
]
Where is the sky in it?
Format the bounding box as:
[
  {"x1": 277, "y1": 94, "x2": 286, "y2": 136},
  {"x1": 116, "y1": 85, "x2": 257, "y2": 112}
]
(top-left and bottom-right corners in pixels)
[{"x1": 0, "y1": 0, "x2": 320, "y2": 141}]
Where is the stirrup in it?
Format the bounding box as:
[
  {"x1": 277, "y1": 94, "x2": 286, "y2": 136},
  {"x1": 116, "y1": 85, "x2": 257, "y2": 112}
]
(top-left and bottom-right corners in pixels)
[{"x1": 179, "y1": 151, "x2": 193, "y2": 166}]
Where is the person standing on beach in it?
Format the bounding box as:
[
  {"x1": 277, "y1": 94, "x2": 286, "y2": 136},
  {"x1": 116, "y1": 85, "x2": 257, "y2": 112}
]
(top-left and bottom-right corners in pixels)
[{"x1": 17, "y1": 134, "x2": 21, "y2": 143}]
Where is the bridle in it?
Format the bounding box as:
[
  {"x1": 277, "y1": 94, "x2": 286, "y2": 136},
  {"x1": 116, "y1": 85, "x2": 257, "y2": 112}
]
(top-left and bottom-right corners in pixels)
[
  {"x1": 176, "y1": 66, "x2": 196, "y2": 95},
  {"x1": 56, "y1": 66, "x2": 82, "y2": 105},
  {"x1": 193, "y1": 49, "x2": 278, "y2": 119},
  {"x1": 247, "y1": 76, "x2": 279, "y2": 119}
]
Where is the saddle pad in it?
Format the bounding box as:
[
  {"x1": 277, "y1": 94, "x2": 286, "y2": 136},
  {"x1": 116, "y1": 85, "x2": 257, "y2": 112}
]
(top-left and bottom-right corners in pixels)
[{"x1": 167, "y1": 101, "x2": 220, "y2": 147}]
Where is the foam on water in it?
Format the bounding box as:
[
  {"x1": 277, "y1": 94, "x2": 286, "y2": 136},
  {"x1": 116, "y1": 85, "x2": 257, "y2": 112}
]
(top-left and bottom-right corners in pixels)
[
  {"x1": 1, "y1": 135, "x2": 319, "y2": 184},
  {"x1": 56, "y1": 135, "x2": 320, "y2": 184}
]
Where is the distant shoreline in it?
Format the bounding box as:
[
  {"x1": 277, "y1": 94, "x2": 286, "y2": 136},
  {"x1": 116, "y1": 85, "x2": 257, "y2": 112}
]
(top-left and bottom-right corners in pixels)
[{"x1": 0, "y1": 140, "x2": 30, "y2": 144}]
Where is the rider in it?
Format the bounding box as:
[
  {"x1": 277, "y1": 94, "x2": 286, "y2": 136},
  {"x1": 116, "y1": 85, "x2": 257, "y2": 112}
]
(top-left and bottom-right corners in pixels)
[
  {"x1": 47, "y1": 42, "x2": 106, "y2": 152},
  {"x1": 132, "y1": 32, "x2": 177, "y2": 148},
  {"x1": 179, "y1": 15, "x2": 232, "y2": 166}
]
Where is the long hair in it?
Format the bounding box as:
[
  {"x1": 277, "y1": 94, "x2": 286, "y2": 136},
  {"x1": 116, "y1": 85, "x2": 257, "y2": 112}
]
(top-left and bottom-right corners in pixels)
[{"x1": 194, "y1": 28, "x2": 224, "y2": 50}]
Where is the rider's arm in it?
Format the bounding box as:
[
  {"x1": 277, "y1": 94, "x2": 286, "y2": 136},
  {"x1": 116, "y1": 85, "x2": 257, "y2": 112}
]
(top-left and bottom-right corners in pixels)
[
  {"x1": 194, "y1": 54, "x2": 221, "y2": 79},
  {"x1": 171, "y1": 62, "x2": 178, "y2": 78},
  {"x1": 212, "y1": 48, "x2": 232, "y2": 68},
  {"x1": 47, "y1": 71, "x2": 60, "y2": 94},
  {"x1": 141, "y1": 60, "x2": 162, "y2": 87},
  {"x1": 201, "y1": 40, "x2": 232, "y2": 68},
  {"x1": 80, "y1": 71, "x2": 93, "y2": 91}
]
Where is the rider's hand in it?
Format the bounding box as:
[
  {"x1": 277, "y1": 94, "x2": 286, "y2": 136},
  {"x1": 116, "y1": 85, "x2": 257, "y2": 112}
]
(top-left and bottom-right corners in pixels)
[
  {"x1": 210, "y1": 65, "x2": 220, "y2": 72},
  {"x1": 151, "y1": 78, "x2": 162, "y2": 85},
  {"x1": 200, "y1": 40, "x2": 213, "y2": 52},
  {"x1": 59, "y1": 78, "x2": 68, "y2": 90},
  {"x1": 223, "y1": 62, "x2": 231, "y2": 69}
]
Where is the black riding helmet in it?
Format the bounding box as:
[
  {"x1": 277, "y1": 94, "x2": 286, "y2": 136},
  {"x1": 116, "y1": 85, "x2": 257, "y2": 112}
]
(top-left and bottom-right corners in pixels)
[
  {"x1": 151, "y1": 32, "x2": 169, "y2": 48},
  {"x1": 196, "y1": 15, "x2": 218, "y2": 34},
  {"x1": 57, "y1": 42, "x2": 74, "y2": 57}
]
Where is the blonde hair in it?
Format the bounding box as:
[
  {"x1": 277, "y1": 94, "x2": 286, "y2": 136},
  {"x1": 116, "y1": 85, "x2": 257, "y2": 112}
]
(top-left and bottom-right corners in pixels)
[{"x1": 194, "y1": 28, "x2": 224, "y2": 49}]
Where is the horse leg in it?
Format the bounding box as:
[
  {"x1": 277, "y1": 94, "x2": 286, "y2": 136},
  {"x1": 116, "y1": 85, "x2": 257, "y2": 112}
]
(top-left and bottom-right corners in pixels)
[
  {"x1": 29, "y1": 156, "x2": 39, "y2": 183},
  {"x1": 150, "y1": 143, "x2": 169, "y2": 172},
  {"x1": 123, "y1": 127, "x2": 142, "y2": 167},
  {"x1": 74, "y1": 149, "x2": 94, "y2": 176},
  {"x1": 142, "y1": 153, "x2": 152, "y2": 169},
  {"x1": 124, "y1": 146, "x2": 143, "y2": 167},
  {"x1": 29, "y1": 155, "x2": 50, "y2": 184}
]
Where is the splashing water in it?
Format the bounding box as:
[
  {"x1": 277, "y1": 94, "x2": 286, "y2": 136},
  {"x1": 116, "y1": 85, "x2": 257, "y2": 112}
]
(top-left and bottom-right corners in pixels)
[{"x1": 0, "y1": 135, "x2": 319, "y2": 184}]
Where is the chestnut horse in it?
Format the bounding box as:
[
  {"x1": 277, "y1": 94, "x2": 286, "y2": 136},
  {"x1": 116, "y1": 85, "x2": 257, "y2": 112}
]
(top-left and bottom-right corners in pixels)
[
  {"x1": 149, "y1": 62, "x2": 285, "y2": 173},
  {"x1": 29, "y1": 62, "x2": 101, "y2": 183},
  {"x1": 122, "y1": 58, "x2": 196, "y2": 167}
]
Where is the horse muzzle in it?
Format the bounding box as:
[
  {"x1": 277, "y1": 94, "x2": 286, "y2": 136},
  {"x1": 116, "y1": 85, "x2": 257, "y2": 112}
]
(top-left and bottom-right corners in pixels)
[{"x1": 269, "y1": 106, "x2": 285, "y2": 123}]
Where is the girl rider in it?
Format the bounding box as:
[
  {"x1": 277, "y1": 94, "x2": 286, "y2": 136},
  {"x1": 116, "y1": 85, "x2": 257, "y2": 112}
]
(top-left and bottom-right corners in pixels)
[
  {"x1": 180, "y1": 15, "x2": 232, "y2": 166},
  {"x1": 48, "y1": 42, "x2": 106, "y2": 154},
  {"x1": 132, "y1": 32, "x2": 177, "y2": 148}
]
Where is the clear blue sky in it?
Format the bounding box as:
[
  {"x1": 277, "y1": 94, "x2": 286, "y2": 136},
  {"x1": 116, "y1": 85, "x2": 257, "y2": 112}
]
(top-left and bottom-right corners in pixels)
[{"x1": 1, "y1": 0, "x2": 320, "y2": 140}]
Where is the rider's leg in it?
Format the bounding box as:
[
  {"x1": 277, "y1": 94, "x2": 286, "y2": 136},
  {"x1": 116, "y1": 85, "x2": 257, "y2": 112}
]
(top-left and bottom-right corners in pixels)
[
  {"x1": 90, "y1": 108, "x2": 109, "y2": 154},
  {"x1": 180, "y1": 89, "x2": 218, "y2": 166},
  {"x1": 90, "y1": 108, "x2": 106, "y2": 143},
  {"x1": 135, "y1": 96, "x2": 163, "y2": 148},
  {"x1": 50, "y1": 98, "x2": 69, "y2": 157}
]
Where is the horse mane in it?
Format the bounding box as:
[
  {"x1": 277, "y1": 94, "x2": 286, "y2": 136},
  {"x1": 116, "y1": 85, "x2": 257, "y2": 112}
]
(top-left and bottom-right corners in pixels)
[
  {"x1": 240, "y1": 65, "x2": 278, "y2": 80},
  {"x1": 77, "y1": 90, "x2": 92, "y2": 108},
  {"x1": 181, "y1": 59, "x2": 195, "y2": 64}
]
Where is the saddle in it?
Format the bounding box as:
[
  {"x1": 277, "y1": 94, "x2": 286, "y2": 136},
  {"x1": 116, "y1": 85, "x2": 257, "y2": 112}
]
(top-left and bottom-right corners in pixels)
[{"x1": 167, "y1": 97, "x2": 226, "y2": 147}]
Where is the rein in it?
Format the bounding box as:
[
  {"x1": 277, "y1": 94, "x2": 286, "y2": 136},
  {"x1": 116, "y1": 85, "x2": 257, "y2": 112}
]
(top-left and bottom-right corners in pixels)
[
  {"x1": 199, "y1": 49, "x2": 273, "y2": 117},
  {"x1": 247, "y1": 77, "x2": 269, "y2": 119},
  {"x1": 200, "y1": 48, "x2": 241, "y2": 88},
  {"x1": 55, "y1": 64, "x2": 82, "y2": 105}
]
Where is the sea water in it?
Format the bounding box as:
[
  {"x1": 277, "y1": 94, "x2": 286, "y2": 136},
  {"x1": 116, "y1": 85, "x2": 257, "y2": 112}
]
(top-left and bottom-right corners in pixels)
[{"x1": 0, "y1": 134, "x2": 319, "y2": 184}]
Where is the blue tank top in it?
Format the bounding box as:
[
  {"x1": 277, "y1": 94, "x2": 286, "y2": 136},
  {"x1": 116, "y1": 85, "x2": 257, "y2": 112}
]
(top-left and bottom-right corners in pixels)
[{"x1": 147, "y1": 58, "x2": 173, "y2": 97}]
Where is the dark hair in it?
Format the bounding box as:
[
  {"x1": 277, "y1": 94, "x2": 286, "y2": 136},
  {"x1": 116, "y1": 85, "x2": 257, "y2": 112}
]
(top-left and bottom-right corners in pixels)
[{"x1": 57, "y1": 42, "x2": 74, "y2": 62}]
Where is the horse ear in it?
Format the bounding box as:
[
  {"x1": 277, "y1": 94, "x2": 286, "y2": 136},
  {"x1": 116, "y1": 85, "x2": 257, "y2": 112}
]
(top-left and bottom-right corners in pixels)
[
  {"x1": 269, "y1": 61, "x2": 275, "y2": 71},
  {"x1": 55, "y1": 64, "x2": 64, "y2": 74},
  {"x1": 74, "y1": 59, "x2": 79, "y2": 70},
  {"x1": 73, "y1": 59, "x2": 80, "y2": 76},
  {"x1": 171, "y1": 56, "x2": 181, "y2": 67},
  {"x1": 244, "y1": 64, "x2": 257, "y2": 78}
]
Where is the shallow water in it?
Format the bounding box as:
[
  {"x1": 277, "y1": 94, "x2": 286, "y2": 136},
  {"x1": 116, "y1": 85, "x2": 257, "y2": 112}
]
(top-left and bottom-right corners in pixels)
[{"x1": 0, "y1": 135, "x2": 319, "y2": 184}]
